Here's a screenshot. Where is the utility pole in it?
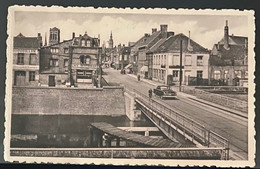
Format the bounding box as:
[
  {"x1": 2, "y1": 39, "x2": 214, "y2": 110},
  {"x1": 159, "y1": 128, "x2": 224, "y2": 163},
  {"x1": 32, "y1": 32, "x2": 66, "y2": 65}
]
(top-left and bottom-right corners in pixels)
[
  {"x1": 179, "y1": 40, "x2": 183, "y2": 92},
  {"x1": 98, "y1": 47, "x2": 102, "y2": 88}
]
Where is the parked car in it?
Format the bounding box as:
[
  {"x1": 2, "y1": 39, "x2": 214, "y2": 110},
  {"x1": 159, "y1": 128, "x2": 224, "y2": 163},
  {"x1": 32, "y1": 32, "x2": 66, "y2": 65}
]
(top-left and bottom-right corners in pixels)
[{"x1": 153, "y1": 85, "x2": 177, "y2": 99}]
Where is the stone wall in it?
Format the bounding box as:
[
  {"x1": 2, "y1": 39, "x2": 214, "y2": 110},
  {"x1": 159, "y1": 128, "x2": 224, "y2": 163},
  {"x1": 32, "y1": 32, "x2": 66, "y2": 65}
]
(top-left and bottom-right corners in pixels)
[{"x1": 12, "y1": 86, "x2": 125, "y2": 116}]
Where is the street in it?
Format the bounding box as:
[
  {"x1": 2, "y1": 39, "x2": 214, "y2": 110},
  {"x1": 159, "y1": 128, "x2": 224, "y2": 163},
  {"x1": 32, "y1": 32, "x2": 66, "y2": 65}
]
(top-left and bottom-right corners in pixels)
[{"x1": 103, "y1": 68, "x2": 248, "y2": 159}]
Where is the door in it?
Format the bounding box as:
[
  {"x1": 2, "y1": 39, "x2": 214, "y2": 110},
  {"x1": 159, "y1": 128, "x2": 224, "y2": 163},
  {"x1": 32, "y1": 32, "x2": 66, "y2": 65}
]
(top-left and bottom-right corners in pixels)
[
  {"x1": 48, "y1": 76, "x2": 55, "y2": 87},
  {"x1": 15, "y1": 71, "x2": 26, "y2": 86}
]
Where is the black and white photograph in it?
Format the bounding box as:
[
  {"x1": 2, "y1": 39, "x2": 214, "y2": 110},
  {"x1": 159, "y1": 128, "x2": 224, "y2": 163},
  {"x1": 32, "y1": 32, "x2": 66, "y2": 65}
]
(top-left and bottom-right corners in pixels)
[{"x1": 4, "y1": 6, "x2": 255, "y2": 167}]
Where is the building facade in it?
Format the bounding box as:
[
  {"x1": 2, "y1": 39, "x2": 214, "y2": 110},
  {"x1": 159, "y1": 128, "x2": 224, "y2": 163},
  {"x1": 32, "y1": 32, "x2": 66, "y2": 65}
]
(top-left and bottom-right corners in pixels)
[
  {"x1": 39, "y1": 28, "x2": 101, "y2": 88},
  {"x1": 209, "y1": 21, "x2": 248, "y2": 86},
  {"x1": 152, "y1": 32, "x2": 210, "y2": 86},
  {"x1": 13, "y1": 33, "x2": 42, "y2": 86}
]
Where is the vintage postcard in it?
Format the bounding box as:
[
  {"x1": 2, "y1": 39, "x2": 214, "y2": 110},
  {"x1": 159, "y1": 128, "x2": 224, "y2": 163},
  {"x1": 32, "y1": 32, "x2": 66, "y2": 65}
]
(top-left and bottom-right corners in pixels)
[{"x1": 4, "y1": 6, "x2": 255, "y2": 167}]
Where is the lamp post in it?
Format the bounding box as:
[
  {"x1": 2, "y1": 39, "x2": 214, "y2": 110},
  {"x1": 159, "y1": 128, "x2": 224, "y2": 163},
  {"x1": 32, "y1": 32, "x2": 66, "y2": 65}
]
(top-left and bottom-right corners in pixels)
[{"x1": 179, "y1": 40, "x2": 183, "y2": 92}]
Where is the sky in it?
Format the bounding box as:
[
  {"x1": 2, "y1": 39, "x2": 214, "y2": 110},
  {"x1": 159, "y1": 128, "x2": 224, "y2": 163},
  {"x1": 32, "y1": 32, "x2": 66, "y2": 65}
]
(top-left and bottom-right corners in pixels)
[{"x1": 13, "y1": 11, "x2": 249, "y2": 49}]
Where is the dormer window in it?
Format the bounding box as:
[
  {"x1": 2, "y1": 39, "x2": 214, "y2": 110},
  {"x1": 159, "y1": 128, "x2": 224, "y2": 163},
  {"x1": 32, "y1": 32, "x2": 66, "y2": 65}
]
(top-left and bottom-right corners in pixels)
[
  {"x1": 86, "y1": 40, "x2": 91, "y2": 47},
  {"x1": 81, "y1": 40, "x2": 85, "y2": 46}
]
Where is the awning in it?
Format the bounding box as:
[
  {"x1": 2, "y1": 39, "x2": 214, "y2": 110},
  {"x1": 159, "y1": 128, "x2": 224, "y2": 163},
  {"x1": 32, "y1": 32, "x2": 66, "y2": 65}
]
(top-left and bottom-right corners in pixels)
[
  {"x1": 124, "y1": 64, "x2": 133, "y2": 69},
  {"x1": 140, "y1": 65, "x2": 148, "y2": 72}
]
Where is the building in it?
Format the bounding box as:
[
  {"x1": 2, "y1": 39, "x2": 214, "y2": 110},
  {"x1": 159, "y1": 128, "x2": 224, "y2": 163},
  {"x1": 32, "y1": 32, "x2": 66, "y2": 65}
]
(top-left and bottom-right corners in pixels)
[
  {"x1": 118, "y1": 45, "x2": 131, "y2": 70},
  {"x1": 131, "y1": 25, "x2": 174, "y2": 77},
  {"x1": 209, "y1": 20, "x2": 248, "y2": 86},
  {"x1": 151, "y1": 32, "x2": 210, "y2": 85},
  {"x1": 39, "y1": 28, "x2": 101, "y2": 88},
  {"x1": 13, "y1": 33, "x2": 42, "y2": 86}
]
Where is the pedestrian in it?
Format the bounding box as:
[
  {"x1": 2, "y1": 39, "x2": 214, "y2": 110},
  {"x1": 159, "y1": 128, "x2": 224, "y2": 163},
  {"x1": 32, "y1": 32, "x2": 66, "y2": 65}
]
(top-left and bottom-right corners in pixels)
[
  {"x1": 149, "y1": 88, "x2": 152, "y2": 99},
  {"x1": 137, "y1": 75, "x2": 140, "y2": 81}
]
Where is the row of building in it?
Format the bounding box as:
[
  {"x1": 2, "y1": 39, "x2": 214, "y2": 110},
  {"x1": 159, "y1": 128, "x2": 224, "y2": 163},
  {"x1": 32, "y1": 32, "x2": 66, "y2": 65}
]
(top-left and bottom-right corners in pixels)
[
  {"x1": 13, "y1": 27, "x2": 102, "y2": 88},
  {"x1": 104, "y1": 21, "x2": 248, "y2": 87},
  {"x1": 12, "y1": 20, "x2": 248, "y2": 88}
]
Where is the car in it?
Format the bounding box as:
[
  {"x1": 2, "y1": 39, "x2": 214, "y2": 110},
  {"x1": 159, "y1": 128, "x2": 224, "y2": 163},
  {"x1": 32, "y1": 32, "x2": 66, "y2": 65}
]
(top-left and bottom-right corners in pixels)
[{"x1": 153, "y1": 85, "x2": 177, "y2": 99}]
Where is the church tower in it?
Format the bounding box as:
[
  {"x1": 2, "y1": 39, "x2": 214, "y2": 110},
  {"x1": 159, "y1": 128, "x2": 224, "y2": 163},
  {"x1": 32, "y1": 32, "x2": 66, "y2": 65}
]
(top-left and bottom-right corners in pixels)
[
  {"x1": 49, "y1": 27, "x2": 60, "y2": 45},
  {"x1": 108, "y1": 31, "x2": 113, "y2": 49}
]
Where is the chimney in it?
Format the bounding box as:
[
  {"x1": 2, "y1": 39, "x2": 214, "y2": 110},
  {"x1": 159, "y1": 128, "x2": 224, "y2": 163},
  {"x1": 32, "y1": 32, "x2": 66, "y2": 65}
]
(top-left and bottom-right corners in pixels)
[
  {"x1": 144, "y1": 33, "x2": 149, "y2": 37},
  {"x1": 72, "y1": 32, "x2": 75, "y2": 39},
  {"x1": 160, "y1": 25, "x2": 168, "y2": 33},
  {"x1": 167, "y1": 32, "x2": 174, "y2": 38},
  {"x1": 37, "y1": 33, "x2": 42, "y2": 47},
  {"x1": 224, "y1": 20, "x2": 229, "y2": 50},
  {"x1": 217, "y1": 42, "x2": 220, "y2": 50},
  {"x1": 245, "y1": 39, "x2": 248, "y2": 48},
  {"x1": 152, "y1": 28, "x2": 157, "y2": 34},
  {"x1": 187, "y1": 31, "x2": 193, "y2": 52}
]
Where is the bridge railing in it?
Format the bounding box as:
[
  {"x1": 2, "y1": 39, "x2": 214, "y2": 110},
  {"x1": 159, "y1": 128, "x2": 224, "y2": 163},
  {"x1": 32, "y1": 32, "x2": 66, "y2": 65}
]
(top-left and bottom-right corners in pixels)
[{"x1": 131, "y1": 89, "x2": 229, "y2": 159}]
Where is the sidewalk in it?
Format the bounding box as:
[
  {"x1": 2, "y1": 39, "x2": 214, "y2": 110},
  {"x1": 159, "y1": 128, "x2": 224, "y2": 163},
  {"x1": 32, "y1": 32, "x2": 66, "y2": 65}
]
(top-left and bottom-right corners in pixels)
[{"x1": 126, "y1": 73, "x2": 247, "y2": 119}]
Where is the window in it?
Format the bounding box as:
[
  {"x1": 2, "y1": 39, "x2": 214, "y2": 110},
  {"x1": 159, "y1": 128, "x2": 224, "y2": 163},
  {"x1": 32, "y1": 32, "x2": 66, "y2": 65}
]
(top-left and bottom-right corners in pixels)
[
  {"x1": 51, "y1": 48, "x2": 59, "y2": 53},
  {"x1": 80, "y1": 56, "x2": 91, "y2": 65},
  {"x1": 50, "y1": 59, "x2": 59, "y2": 66},
  {"x1": 29, "y1": 71, "x2": 35, "y2": 81},
  {"x1": 197, "y1": 55, "x2": 203, "y2": 66},
  {"x1": 29, "y1": 54, "x2": 37, "y2": 65},
  {"x1": 245, "y1": 71, "x2": 248, "y2": 78},
  {"x1": 173, "y1": 70, "x2": 178, "y2": 77},
  {"x1": 213, "y1": 70, "x2": 221, "y2": 80},
  {"x1": 197, "y1": 71, "x2": 203, "y2": 78},
  {"x1": 224, "y1": 71, "x2": 228, "y2": 79},
  {"x1": 235, "y1": 70, "x2": 242, "y2": 78},
  {"x1": 17, "y1": 53, "x2": 24, "y2": 64},
  {"x1": 173, "y1": 55, "x2": 180, "y2": 65},
  {"x1": 185, "y1": 55, "x2": 192, "y2": 66},
  {"x1": 64, "y1": 48, "x2": 69, "y2": 54},
  {"x1": 164, "y1": 55, "x2": 166, "y2": 65},
  {"x1": 64, "y1": 59, "x2": 69, "y2": 67},
  {"x1": 124, "y1": 55, "x2": 128, "y2": 61},
  {"x1": 81, "y1": 40, "x2": 85, "y2": 46},
  {"x1": 86, "y1": 40, "x2": 91, "y2": 47}
]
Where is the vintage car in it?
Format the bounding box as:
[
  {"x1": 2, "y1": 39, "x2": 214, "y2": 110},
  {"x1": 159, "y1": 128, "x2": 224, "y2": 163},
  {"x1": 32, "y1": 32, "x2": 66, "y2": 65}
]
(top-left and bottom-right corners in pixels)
[{"x1": 153, "y1": 85, "x2": 177, "y2": 99}]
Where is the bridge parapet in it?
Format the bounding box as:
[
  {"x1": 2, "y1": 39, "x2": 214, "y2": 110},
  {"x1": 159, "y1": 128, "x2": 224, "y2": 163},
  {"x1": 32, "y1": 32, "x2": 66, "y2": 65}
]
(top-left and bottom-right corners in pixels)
[{"x1": 131, "y1": 89, "x2": 230, "y2": 159}]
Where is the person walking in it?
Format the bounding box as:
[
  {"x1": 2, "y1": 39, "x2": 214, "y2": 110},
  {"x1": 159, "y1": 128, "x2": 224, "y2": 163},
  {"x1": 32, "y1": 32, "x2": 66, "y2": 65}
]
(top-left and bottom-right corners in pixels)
[{"x1": 149, "y1": 88, "x2": 153, "y2": 99}]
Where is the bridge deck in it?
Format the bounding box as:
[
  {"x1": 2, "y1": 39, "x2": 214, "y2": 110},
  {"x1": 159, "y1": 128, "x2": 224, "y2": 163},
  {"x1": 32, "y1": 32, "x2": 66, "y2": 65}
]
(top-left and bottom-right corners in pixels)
[{"x1": 91, "y1": 122, "x2": 181, "y2": 148}]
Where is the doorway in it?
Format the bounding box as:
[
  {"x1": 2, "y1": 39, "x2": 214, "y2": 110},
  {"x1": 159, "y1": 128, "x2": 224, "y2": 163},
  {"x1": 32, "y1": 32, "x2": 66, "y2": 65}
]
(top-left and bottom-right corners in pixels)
[
  {"x1": 48, "y1": 76, "x2": 55, "y2": 87},
  {"x1": 15, "y1": 71, "x2": 26, "y2": 86}
]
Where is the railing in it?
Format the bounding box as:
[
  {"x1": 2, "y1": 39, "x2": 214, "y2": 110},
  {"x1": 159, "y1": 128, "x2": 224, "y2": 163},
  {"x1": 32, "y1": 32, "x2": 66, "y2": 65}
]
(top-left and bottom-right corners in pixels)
[
  {"x1": 181, "y1": 86, "x2": 248, "y2": 113},
  {"x1": 10, "y1": 147, "x2": 227, "y2": 160},
  {"x1": 131, "y1": 89, "x2": 229, "y2": 160}
]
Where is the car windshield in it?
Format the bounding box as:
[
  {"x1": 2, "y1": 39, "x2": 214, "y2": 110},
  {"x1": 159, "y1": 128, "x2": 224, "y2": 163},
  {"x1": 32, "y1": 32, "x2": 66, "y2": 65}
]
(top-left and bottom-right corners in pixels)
[{"x1": 160, "y1": 86, "x2": 169, "y2": 90}]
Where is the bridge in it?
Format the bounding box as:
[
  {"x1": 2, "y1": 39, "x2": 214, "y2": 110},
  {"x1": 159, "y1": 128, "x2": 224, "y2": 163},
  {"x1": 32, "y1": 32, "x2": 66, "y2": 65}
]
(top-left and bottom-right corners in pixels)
[{"x1": 124, "y1": 88, "x2": 230, "y2": 160}]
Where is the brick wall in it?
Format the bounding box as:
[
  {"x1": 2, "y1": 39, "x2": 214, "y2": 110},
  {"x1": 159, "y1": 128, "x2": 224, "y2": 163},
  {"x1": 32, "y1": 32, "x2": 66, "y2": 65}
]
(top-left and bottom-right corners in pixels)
[{"x1": 12, "y1": 86, "x2": 125, "y2": 116}]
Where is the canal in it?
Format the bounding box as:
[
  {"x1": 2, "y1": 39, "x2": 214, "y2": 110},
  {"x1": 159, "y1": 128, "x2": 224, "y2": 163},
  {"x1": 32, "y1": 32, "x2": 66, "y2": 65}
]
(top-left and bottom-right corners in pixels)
[{"x1": 11, "y1": 114, "x2": 162, "y2": 148}]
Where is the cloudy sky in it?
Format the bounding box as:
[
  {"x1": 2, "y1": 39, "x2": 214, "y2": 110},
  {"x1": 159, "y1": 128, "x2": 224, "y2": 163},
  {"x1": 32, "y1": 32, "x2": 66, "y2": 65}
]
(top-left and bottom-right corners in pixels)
[{"x1": 13, "y1": 11, "x2": 248, "y2": 49}]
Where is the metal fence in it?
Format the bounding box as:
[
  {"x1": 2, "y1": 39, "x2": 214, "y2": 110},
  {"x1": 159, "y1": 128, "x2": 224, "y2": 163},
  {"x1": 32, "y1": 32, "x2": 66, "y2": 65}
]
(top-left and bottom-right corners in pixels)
[
  {"x1": 181, "y1": 86, "x2": 248, "y2": 113},
  {"x1": 132, "y1": 89, "x2": 229, "y2": 160}
]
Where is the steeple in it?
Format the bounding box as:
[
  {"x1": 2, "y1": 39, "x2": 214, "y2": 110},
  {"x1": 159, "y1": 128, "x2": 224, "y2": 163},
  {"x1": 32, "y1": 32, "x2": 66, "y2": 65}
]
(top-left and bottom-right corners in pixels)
[
  {"x1": 44, "y1": 32, "x2": 47, "y2": 46},
  {"x1": 108, "y1": 31, "x2": 113, "y2": 49},
  {"x1": 224, "y1": 20, "x2": 229, "y2": 50}
]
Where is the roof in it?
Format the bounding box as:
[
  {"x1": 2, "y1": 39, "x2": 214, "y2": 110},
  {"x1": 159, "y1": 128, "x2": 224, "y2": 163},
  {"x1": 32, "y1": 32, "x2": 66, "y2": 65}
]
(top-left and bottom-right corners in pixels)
[
  {"x1": 149, "y1": 38, "x2": 168, "y2": 52},
  {"x1": 14, "y1": 33, "x2": 41, "y2": 49},
  {"x1": 155, "y1": 33, "x2": 209, "y2": 54},
  {"x1": 91, "y1": 122, "x2": 181, "y2": 148},
  {"x1": 212, "y1": 44, "x2": 247, "y2": 59},
  {"x1": 219, "y1": 35, "x2": 248, "y2": 46},
  {"x1": 131, "y1": 31, "x2": 161, "y2": 52}
]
